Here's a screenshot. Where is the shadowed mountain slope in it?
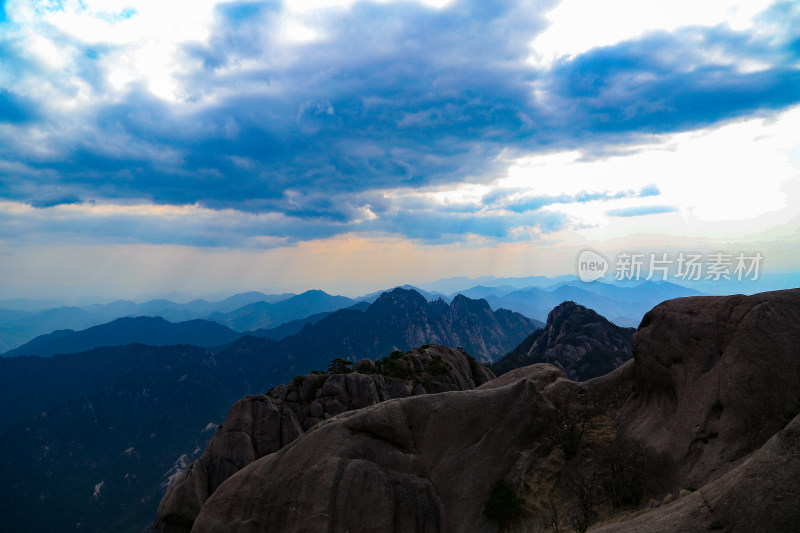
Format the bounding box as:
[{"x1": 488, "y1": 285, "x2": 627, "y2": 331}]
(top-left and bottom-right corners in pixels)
[
  {"x1": 273, "y1": 288, "x2": 541, "y2": 366},
  {"x1": 3, "y1": 317, "x2": 243, "y2": 357},
  {"x1": 490, "y1": 301, "x2": 635, "y2": 380}
]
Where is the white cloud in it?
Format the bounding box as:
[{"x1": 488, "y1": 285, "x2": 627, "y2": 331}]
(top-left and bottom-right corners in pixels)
[
  {"x1": 498, "y1": 104, "x2": 800, "y2": 231},
  {"x1": 529, "y1": 0, "x2": 776, "y2": 67},
  {"x1": 4, "y1": 0, "x2": 454, "y2": 103}
]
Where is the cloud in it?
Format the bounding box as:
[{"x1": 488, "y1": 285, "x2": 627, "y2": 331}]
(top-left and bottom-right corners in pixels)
[
  {"x1": 0, "y1": 0, "x2": 798, "y2": 246},
  {"x1": 0, "y1": 89, "x2": 37, "y2": 123},
  {"x1": 487, "y1": 185, "x2": 661, "y2": 213},
  {"x1": 605, "y1": 205, "x2": 679, "y2": 217}
]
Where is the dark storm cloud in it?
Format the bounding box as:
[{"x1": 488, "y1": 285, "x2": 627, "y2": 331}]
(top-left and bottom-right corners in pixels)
[{"x1": 544, "y1": 26, "x2": 800, "y2": 136}]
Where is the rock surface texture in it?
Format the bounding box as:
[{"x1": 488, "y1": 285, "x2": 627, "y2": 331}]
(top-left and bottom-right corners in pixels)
[
  {"x1": 167, "y1": 290, "x2": 800, "y2": 532},
  {"x1": 156, "y1": 345, "x2": 494, "y2": 533}
]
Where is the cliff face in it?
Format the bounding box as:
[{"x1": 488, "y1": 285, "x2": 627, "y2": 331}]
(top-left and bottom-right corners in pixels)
[
  {"x1": 618, "y1": 289, "x2": 800, "y2": 491},
  {"x1": 490, "y1": 300, "x2": 635, "y2": 380},
  {"x1": 156, "y1": 345, "x2": 494, "y2": 533},
  {"x1": 180, "y1": 289, "x2": 800, "y2": 532}
]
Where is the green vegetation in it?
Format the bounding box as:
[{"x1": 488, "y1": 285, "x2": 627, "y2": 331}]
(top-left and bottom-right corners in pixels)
[
  {"x1": 426, "y1": 354, "x2": 451, "y2": 375},
  {"x1": 327, "y1": 358, "x2": 354, "y2": 374},
  {"x1": 311, "y1": 347, "x2": 460, "y2": 384},
  {"x1": 307, "y1": 375, "x2": 328, "y2": 400},
  {"x1": 377, "y1": 356, "x2": 413, "y2": 379}
]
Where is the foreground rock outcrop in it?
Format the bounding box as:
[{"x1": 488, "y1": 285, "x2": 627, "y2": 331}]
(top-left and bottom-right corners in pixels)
[
  {"x1": 156, "y1": 345, "x2": 494, "y2": 533},
  {"x1": 164, "y1": 289, "x2": 800, "y2": 532},
  {"x1": 593, "y1": 412, "x2": 800, "y2": 532},
  {"x1": 616, "y1": 289, "x2": 800, "y2": 492},
  {"x1": 193, "y1": 378, "x2": 551, "y2": 533}
]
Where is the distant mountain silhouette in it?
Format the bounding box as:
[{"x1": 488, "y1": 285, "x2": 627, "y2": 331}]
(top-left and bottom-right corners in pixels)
[
  {"x1": 3, "y1": 316, "x2": 243, "y2": 357},
  {"x1": 0, "y1": 292, "x2": 296, "y2": 352},
  {"x1": 0, "y1": 306, "x2": 101, "y2": 353},
  {"x1": 208, "y1": 290, "x2": 357, "y2": 331},
  {"x1": 249, "y1": 302, "x2": 371, "y2": 340},
  {"x1": 273, "y1": 288, "x2": 542, "y2": 369},
  {"x1": 357, "y1": 284, "x2": 449, "y2": 303},
  {"x1": 483, "y1": 280, "x2": 703, "y2": 326}
]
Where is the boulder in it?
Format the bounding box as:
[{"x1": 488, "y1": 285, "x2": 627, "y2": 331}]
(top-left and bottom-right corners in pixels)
[
  {"x1": 192, "y1": 379, "x2": 553, "y2": 533},
  {"x1": 156, "y1": 344, "x2": 495, "y2": 533}
]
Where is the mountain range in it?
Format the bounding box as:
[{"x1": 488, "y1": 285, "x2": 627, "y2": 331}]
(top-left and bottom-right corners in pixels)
[
  {"x1": 3, "y1": 317, "x2": 242, "y2": 358},
  {"x1": 0, "y1": 278, "x2": 703, "y2": 354},
  {"x1": 0, "y1": 288, "x2": 546, "y2": 533}
]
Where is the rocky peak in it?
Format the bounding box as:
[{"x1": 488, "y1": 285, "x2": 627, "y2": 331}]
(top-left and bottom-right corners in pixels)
[
  {"x1": 541, "y1": 300, "x2": 612, "y2": 342},
  {"x1": 450, "y1": 293, "x2": 491, "y2": 311},
  {"x1": 491, "y1": 300, "x2": 635, "y2": 380},
  {"x1": 156, "y1": 344, "x2": 494, "y2": 533},
  {"x1": 370, "y1": 287, "x2": 429, "y2": 311}
]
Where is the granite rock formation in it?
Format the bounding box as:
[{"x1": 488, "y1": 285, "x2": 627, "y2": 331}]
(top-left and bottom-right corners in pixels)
[
  {"x1": 163, "y1": 289, "x2": 800, "y2": 532},
  {"x1": 156, "y1": 345, "x2": 494, "y2": 533}
]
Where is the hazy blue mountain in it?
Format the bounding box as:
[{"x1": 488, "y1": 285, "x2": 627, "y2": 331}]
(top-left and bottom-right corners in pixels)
[
  {"x1": 418, "y1": 274, "x2": 578, "y2": 294},
  {"x1": 3, "y1": 317, "x2": 243, "y2": 357},
  {"x1": 78, "y1": 299, "x2": 140, "y2": 320},
  {"x1": 249, "y1": 301, "x2": 371, "y2": 341},
  {"x1": 357, "y1": 284, "x2": 449, "y2": 303},
  {"x1": 0, "y1": 306, "x2": 105, "y2": 353},
  {"x1": 483, "y1": 280, "x2": 704, "y2": 326},
  {"x1": 212, "y1": 291, "x2": 295, "y2": 311},
  {"x1": 0, "y1": 298, "x2": 64, "y2": 311},
  {"x1": 0, "y1": 292, "x2": 298, "y2": 353},
  {"x1": 76, "y1": 292, "x2": 297, "y2": 323},
  {"x1": 208, "y1": 290, "x2": 357, "y2": 331},
  {"x1": 449, "y1": 284, "x2": 518, "y2": 299}
]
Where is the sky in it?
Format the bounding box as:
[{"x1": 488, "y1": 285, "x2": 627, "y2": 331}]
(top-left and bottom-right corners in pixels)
[{"x1": 0, "y1": 0, "x2": 799, "y2": 300}]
